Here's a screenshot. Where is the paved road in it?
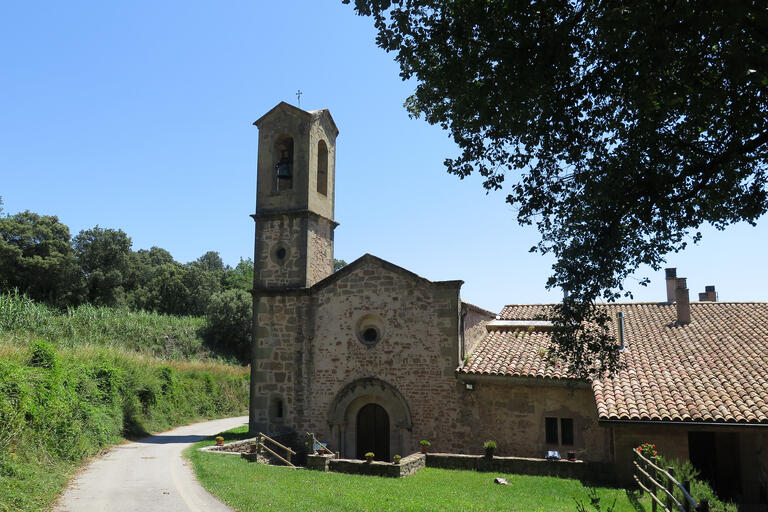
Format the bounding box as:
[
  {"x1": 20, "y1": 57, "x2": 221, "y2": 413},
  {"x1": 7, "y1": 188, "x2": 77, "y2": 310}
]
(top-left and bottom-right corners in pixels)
[{"x1": 55, "y1": 416, "x2": 248, "y2": 512}]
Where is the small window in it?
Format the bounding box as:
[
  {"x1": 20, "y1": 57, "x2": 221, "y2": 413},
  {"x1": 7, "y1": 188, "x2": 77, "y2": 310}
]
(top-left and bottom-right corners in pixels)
[
  {"x1": 560, "y1": 418, "x2": 574, "y2": 445},
  {"x1": 317, "y1": 140, "x2": 328, "y2": 196},
  {"x1": 545, "y1": 417, "x2": 559, "y2": 444},
  {"x1": 362, "y1": 327, "x2": 379, "y2": 343},
  {"x1": 355, "y1": 314, "x2": 385, "y2": 347},
  {"x1": 269, "y1": 396, "x2": 284, "y2": 420},
  {"x1": 545, "y1": 416, "x2": 574, "y2": 445}
]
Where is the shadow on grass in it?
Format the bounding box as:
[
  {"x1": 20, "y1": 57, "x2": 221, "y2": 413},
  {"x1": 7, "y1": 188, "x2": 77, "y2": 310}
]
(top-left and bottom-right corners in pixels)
[{"x1": 626, "y1": 489, "x2": 646, "y2": 511}]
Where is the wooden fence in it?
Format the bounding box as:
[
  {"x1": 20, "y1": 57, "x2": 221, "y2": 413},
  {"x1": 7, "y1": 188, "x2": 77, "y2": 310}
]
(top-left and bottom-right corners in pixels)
[{"x1": 633, "y1": 449, "x2": 709, "y2": 512}]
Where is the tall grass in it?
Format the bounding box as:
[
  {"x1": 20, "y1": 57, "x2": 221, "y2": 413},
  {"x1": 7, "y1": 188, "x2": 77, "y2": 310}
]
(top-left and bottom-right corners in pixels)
[{"x1": 0, "y1": 290, "x2": 213, "y2": 360}]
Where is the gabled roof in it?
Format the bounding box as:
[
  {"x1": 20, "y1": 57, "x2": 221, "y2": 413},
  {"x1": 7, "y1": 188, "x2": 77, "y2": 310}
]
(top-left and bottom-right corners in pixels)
[
  {"x1": 311, "y1": 253, "x2": 463, "y2": 292},
  {"x1": 253, "y1": 101, "x2": 339, "y2": 136},
  {"x1": 460, "y1": 302, "x2": 768, "y2": 425}
]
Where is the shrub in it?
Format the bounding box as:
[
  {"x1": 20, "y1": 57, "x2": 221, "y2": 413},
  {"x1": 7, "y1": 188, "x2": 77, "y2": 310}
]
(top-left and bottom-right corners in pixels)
[
  {"x1": 419, "y1": 440, "x2": 431, "y2": 447},
  {"x1": 204, "y1": 289, "x2": 251, "y2": 363},
  {"x1": 483, "y1": 441, "x2": 497, "y2": 450}
]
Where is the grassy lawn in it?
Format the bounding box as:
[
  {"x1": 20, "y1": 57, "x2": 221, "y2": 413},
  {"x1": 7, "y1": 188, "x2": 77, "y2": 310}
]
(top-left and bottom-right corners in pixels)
[{"x1": 186, "y1": 426, "x2": 650, "y2": 512}]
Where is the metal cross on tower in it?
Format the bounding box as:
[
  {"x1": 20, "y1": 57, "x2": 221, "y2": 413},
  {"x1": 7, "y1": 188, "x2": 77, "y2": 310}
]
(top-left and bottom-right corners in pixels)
[{"x1": 296, "y1": 90, "x2": 303, "y2": 108}]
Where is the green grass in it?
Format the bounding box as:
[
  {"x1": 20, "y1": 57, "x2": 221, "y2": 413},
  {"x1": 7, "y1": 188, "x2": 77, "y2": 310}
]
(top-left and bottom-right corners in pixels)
[
  {"x1": 187, "y1": 426, "x2": 651, "y2": 512},
  {"x1": 0, "y1": 290, "x2": 214, "y2": 360}
]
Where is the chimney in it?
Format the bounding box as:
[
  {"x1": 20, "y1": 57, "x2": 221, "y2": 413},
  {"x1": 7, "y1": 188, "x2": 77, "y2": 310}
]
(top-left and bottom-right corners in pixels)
[
  {"x1": 665, "y1": 268, "x2": 677, "y2": 303},
  {"x1": 675, "y1": 278, "x2": 691, "y2": 325},
  {"x1": 698, "y1": 285, "x2": 717, "y2": 302}
]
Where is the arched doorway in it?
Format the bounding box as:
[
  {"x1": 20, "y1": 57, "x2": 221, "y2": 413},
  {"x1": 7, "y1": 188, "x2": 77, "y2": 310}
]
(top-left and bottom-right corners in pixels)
[
  {"x1": 356, "y1": 403, "x2": 389, "y2": 461},
  {"x1": 327, "y1": 377, "x2": 412, "y2": 460}
]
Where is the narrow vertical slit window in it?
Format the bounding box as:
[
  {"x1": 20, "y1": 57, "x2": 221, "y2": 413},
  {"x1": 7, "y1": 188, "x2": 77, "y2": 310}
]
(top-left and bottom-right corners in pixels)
[{"x1": 317, "y1": 140, "x2": 328, "y2": 196}]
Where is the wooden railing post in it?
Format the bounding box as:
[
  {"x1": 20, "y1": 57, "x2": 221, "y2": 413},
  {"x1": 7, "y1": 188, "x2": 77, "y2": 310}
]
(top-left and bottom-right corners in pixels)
[
  {"x1": 683, "y1": 481, "x2": 691, "y2": 512},
  {"x1": 666, "y1": 467, "x2": 675, "y2": 511}
]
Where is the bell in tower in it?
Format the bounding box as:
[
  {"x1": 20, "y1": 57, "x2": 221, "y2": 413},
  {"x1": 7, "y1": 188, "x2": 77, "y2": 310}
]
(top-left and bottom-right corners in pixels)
[{"x1": 251, "y1": 102, "x2": 339, "y2": 289}]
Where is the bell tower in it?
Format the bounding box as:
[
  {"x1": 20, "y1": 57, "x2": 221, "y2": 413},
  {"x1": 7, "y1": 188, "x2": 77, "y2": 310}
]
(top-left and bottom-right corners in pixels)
[{"x1": 251, "y1": 102, "x2": 339, "y2": 289}]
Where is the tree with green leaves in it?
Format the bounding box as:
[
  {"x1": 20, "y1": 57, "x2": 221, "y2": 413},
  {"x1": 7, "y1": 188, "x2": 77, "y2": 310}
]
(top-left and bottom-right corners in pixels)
[
  {"x1": 73, "y1": 226, "x2": 132, "y2": 307},
  {"x1": 222, "y1": 257, "x2": 254, "y2": 292},
  {"x1": 0, "y1": 211, "x2": 82, "y2": 306},
  {"x1": 204, "y1": 288, "x2": 252, "y2": 363},
  {"x1": 345, "y1": 0, "x2": 768, "y2": 377}
]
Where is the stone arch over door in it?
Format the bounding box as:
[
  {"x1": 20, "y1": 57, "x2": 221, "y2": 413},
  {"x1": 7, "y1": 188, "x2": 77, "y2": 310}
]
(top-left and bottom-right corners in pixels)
[{"x1": 328, "y1": 377, "x2": 412, "y2": 460}]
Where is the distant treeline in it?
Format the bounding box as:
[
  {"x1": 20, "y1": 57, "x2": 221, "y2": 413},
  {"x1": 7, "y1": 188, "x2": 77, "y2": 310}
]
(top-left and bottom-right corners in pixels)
[
  {"x1": 0, "y1": 201, "x2": 253, "y2": 361},
  {"x1": 0, "y1": 203, "x2": 252, "y2": 315}
]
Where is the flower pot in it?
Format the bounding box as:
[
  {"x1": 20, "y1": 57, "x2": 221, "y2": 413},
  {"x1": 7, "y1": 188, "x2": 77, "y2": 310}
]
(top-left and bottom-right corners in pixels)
[
  {"x1": 366, "y1": 456, "x2": 374, "y2": 463},
  {"x1": 216, "y1": 439, "x2": 223, "y2": 446},
  {"x1": 484, "y1": 448, "x2": 495, "y2": 459},
  {"x1": 567, "y1": 451, "x2": 576, "y2": 461},
  {"x1": 420, "y1": 446, "x2": 429, "y2": 454}
]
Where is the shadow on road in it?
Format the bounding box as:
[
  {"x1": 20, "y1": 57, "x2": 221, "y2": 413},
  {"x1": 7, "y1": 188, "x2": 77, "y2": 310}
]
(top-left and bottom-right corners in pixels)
[{"x1": 135, "y1": 434, "x2": 208, "y2": 445}]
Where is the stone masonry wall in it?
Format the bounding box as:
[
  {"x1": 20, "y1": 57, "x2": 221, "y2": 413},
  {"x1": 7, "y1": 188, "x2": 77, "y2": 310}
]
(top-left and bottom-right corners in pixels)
[
  {"x1": 452, "y1": 381, "x2": 612, "y2": 459},
  {"x1": 306, "y1": 215, "x2": 334, "y2": 287},
  {"x1": 301, "y1": 258, "x2": 462, "y2": 459},
  {"x1": 251, "y1": 293, "x2": 312, "y2": 434},
  {"x1": 462, "y1": 304, "x2": 494, "y2": 361},
  {"x1": 254, "y1": 215, "x2": 308, "y2": 289}
]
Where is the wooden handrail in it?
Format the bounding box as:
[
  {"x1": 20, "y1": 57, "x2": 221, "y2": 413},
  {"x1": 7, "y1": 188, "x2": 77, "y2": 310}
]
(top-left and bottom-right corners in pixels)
[
  {"x1": 633, "y1": 449, "x2": 707, "y2": 512},
  {"x1": 260, "y1": 442, "x2": 296, "y2": 468},
  {"x1": 258, "y1": 432, "x2": 296, "y2": 455},
  {"x1": 255, "y1": 432, "x2": 296, "y2": 468}
]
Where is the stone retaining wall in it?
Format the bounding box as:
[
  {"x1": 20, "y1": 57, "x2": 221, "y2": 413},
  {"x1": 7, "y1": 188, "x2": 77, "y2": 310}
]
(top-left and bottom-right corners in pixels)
[
  {"x1": 425, "y1": 453, "x2": 615, "y2": 485},
  {"x1": 306, "y1": 453, "x2": 425, "y2": 478}
]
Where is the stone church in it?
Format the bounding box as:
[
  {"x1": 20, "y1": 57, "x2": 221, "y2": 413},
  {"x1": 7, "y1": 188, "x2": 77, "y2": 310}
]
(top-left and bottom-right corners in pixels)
[{"x1": 248, "y1": 102, "x2": 768, "y2": 507}]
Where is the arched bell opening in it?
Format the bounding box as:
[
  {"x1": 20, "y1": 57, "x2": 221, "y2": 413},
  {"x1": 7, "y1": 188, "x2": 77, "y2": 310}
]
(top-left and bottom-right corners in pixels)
[
  {"x1": 317, "y1": 139, "x2": 328, "y2": 196},
  {"x1": 273, "y1": 135, "x2": 294, "y2": 191}
]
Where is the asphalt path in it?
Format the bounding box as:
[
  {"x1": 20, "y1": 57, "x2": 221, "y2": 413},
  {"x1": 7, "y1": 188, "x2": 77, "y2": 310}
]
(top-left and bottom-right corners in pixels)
[{"x1": 54, "y1": 415, "x2": 248, "y2": 512}]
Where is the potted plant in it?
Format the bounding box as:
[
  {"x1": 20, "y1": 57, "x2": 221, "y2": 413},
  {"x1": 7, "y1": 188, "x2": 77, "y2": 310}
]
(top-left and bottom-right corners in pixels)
[
  {"x1": 365, "y1": 452, "x2": 375, "y2": 463},
  {"x1": 420, "y1": 440, "x2": 431, "y2": 454},
  {"x1": 215, "y1": 436, "x2": 224, "y2": 447},
  {"x1": 567, "y1": 451, "x2": 576, "y2": 461},
  {"x1": 393, "y1": 454, "x2": 402, "y2": 464},
  {"x1": 483, "y1": 440, "x2": 497, "y2": 459}
]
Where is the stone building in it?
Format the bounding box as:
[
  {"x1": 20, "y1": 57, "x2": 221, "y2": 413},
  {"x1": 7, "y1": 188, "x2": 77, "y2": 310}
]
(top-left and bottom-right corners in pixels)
[{"x1": 249, "y1": 103, "x2": 768, "y2": 509}]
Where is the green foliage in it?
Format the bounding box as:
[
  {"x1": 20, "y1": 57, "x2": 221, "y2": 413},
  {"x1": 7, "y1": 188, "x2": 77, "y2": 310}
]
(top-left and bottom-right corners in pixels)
[
  {"x1": 222, "y1": 258, "x2": 254, "y2": 292},
  {"x1": 659, "y1": 456, "x2": 737, "y2": 512},
  {"x1": 28, "y1": 340, "x2": 58, "y2": 369},
  {"x1": 420, "y1": 439, "x2": 431, "y2": 446},
  {"x1": 333, "y1": 258, "x2": 348, "y2": 272},
  {"x1": 365, "y1": 451, "x2": 375, "y2": 459},
  {"x1": 204, "y1": 288, "x2": 252, "y2": 363},
  {"x1": 0, "y1": 340, "x2": 248, "y2": 512},
  {"x1": 346, "y1": 0, "x2": 768, "y2": 377},
  {"x1": 0, "y1": 290, "x2": 214, "y2": 361},
  {"x1": 483, "y1": 440, "x2": 497, "y2": 450},
  {"x1": 393, "y1": 454, "x2": 402, "y2": 464},
  {"x1": 188, "y1": 429, "x2": 649, "y2": 512},
  {"x1": 73, "y1": 226, "x2": 132, "y2": 307},
  {"x1": 0, "y1": 211, "x2": 82, "y2": 306}
]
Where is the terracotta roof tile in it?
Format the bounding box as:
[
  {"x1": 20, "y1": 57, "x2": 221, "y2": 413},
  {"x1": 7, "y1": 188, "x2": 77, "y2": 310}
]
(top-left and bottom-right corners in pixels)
[{"x1": 460, "y1": 302, "x2": 768, "y2": 424}]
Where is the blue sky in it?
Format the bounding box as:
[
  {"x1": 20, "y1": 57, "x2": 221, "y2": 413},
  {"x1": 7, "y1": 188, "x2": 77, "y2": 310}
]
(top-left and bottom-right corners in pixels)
[{"x1": 2, "y1": 1, "x2": 766, "y2": 312}]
